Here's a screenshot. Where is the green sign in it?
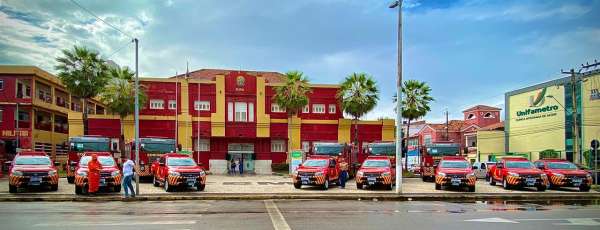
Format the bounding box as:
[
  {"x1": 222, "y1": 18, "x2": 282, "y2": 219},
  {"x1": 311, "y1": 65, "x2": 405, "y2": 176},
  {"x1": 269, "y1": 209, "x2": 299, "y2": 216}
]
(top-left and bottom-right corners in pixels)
[{"x1": 177, "y1": 150, "x2": 192, "y2": 155}]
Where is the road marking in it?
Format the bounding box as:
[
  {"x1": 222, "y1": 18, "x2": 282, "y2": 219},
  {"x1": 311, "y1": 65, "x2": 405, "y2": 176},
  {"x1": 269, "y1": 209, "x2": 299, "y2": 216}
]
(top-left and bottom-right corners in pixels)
[
  {"x1": 264, "y1": 200, "x2": 292, "y2": 230},
  {"x1": 464, "y1": 217, "x2": 519, "y2": 223},
  {"x1": 34, "y1": 220, "x2": 196, "y2": 227},
  {"x1": 517, "y1": 218, "x2": 600, "y2": 226}
]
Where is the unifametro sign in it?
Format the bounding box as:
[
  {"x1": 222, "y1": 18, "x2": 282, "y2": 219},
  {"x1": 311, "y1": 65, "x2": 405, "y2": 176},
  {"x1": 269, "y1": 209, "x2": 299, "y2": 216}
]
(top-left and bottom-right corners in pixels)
[{"x1": 515, "y1": 87, "x2": 560, "y2": 122}]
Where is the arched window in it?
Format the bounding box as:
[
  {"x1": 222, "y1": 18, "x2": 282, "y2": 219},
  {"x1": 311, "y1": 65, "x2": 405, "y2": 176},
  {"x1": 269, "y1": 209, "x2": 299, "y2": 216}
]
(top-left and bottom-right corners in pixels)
[
  {"x1": 467, "y1": 113, "x2": 476, "y2": 120},
  {"x1": 483, "y1": 112, "x2": 494, "y2": 118}
]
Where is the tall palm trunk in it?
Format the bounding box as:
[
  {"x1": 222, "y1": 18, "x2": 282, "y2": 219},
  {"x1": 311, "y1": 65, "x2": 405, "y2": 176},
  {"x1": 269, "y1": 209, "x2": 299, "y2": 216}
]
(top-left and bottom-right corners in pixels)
[
  {"x1": 119, "y1": 117, "x2": 125, "y2": 159},
  {"x1": 82, "y1": 100, "x2": 88, "y2": 135},
  {"x1": 404, "y1": 118, "x2": 411, "y2": 171}
]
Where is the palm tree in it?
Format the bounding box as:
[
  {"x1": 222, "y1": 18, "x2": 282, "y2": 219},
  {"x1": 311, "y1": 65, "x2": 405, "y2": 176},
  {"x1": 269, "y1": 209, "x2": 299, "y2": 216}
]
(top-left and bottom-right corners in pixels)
[
  {"x1": 337, "y1": 73, "x2": 379, "y2": 147},
  {"x1": 394, "y1": 80, "x2": 434, "y2": 170},
  {"x1": 273, "y1": 71, "x2": 312, "y2": 154},
  {"x1": 55, "y1": 46, "x2": 110, "y2": 135},
  {"x1": 100, "y1": 66, "x2": 147, "y2": 153}
]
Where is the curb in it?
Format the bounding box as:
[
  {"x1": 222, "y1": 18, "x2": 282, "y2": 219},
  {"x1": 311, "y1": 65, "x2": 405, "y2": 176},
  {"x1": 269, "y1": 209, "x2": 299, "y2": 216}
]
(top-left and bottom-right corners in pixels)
[{"x1": 1, "y1": 193, "x2": 600, "y2": 202}]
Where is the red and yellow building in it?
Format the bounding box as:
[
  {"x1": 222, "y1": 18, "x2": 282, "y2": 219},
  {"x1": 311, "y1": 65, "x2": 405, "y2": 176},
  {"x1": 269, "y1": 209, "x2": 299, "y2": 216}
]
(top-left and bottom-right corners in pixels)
[{"x1": 1, "y1": 66, "x2": 395, "y2": 174}]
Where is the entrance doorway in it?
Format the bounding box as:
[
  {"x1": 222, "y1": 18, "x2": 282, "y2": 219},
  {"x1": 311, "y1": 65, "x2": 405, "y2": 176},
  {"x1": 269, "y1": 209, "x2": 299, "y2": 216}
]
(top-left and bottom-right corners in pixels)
[{"x1": 227, "y1": 143, "x2": 255, "y2": 174}]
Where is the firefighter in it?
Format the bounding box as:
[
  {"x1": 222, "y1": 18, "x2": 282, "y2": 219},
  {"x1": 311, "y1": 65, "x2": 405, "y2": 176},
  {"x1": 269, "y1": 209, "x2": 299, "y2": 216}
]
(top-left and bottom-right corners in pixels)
[
  {"x1": 339, "y1": 161, "x2": 348, "y2": 189},
  {"x1": 88, "y1": 154, "x2": 103, "y2": 195}
]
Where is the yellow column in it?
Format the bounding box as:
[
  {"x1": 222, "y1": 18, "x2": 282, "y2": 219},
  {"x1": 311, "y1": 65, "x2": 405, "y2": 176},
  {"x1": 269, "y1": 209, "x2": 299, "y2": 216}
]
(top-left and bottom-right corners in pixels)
[
  {"x1": 338, "y1": 118, "x2": 351, "y2": 144},
  {"x1": 211, "y1": 75, "x2": 225, "y2": 136},
  {"x1": 381, "y1": 119, "x2": 395, "y2": 141},
  {"x1": 289, "y1": 116, "x2": 301, "y2": 150},
  {"x1": 68, "y1": 111, "x2": 84, "y2": 137},
  {"x1": 256, "y1": 77, "x2": 270, "y2": 137},
  {"x1": 178, "y1": 79, "x2": 192, "y2": 150}
]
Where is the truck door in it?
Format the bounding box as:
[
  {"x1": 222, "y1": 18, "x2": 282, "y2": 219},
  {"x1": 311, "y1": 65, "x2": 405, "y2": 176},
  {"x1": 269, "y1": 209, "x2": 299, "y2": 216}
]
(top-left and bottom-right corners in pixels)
[{"x1": 329, "y1": 159, "x2": 338, "y2": 180}]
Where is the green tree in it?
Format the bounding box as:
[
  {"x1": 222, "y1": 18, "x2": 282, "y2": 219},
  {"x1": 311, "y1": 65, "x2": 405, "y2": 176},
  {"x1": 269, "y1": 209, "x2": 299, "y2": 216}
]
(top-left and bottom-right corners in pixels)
[
  {"x1": 273, "y1": 71, "x2": 312, "y2": 154},
  {"x1": 337, "y1": 72, "x2": 379, "y2": 147},
  {"x1": 394, "y1": 80, "x2": 434, "y2": 170},
  {"x1": 55, "y1": 46, "x2": 110, "y2": 135},
  {"x1": 100, "y1": 66, "x2": 147, "y2": 153},
  {"x1": 539, "y1": 149, "x2": 561, "y2": 159}
]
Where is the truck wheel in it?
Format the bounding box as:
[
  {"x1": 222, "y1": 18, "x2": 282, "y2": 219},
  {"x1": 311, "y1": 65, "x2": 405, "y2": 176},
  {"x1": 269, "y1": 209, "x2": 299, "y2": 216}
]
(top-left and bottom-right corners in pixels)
[
  {"x1": 502, "y1": 178, "x2": 510, "y2": 190},
  {"x1": 67, "y1": 176, "x2": 74, "y2": 184},
  {"x1": 50, "y1": 184, "x2": 58, "y2": 191},
  {"x1": 580, "y1": 185, "x2": 591, "y2": 192},
  {"x1": 294, "y1": 183, "x2": 301, "y2": 189},
  {"x1": 164, "y1": 179, "x2": 172, "y2": 192},
  {"x1": 435, "y1": 183, "x2": 441, "y2": 190},
  {"x1": 322, "y1": 178, "x2": 329, "y2": 190},
  {"x1": 489, "y1": 176, "x2": 496, "y2": 186},
  {"x1": 386, "y1": 184, "x2": 393, "y2": 190},
  {"x1": 75, "y1": 186, "x2": 81, "y2": 195},
  {"x1": 356, "y1": 183, "x2": 363, "y2": 190},
  {"x1": 153, "y1": 176, "x2": 160, "y2": 187},
  {"x1": 537, "y1": 185, "x2": 546, "y2": 192},
  {"x1": 422, "y1": 176, "x2": 427, "y2": 182},
  {"x1": 114, "y1": 185, "x2": 121, "y2": 193},
  {"x1": 468, "y1": 186, "x2": 475, "y2": 192},
  {"x1": 9, "y1": 185, "x2": 17, "y2": 193},
  {"x1": 197, "y1": 183, "x2": 205, "y2": 191}
]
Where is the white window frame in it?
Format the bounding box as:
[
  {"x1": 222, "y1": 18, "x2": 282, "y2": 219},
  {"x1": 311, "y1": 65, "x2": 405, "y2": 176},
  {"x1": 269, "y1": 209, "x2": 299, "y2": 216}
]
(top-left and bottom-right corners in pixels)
[
  {"x1": 0, "y1": 80, "x2": 4, "y2": 90},
  {"x1": 0, "y1": 108, "x2": 3, "y2": 122},
  {"x1": 249, "y1": 103, "x2": 254, "y2": 122},
  {"x1": 271, "y1": 103, "x2": 286, "y2": 113},
  {"x1": 302, "y1": 141, "x2": 310, "y2": 152},
  {"x1": 195, "y1": 139, "x2": 210, "y2": 151},
  {"x1": 271, "y1": 140, "x2": 286, "y2": 152},
  {"x1": 149, "y1": 99, "x2": 164, "y2": 109},
  {"x1": 234, "y1": 102, "x2": 248, "y2": 122},
  {"x1": 228, "y1": 102, "x2": 234, "y2": 121},
  {"x1": 328, "y1": 104, "x2": 336, "y2": 114},
  {"x1": 168, "y1": 100, "x2": 177, "y2": 110},
  {"x1": 195, "y1": 101, "x2": 210, "y2": 111},
  {"x1": 302, "y1": 105, "x2": 309, "y2": 113},
  {"x1": 424, "y1": 134, "x2": 432, "y2": 145},
  {"x1": 312, "y1": 104, "x2": 325, "y2": 114}
]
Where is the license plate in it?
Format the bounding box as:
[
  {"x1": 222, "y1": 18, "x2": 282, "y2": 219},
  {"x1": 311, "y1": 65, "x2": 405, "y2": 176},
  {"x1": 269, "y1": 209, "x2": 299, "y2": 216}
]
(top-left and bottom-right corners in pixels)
[
  {"x1": 451, "y1": 178, "x2": 461, "y2": 186},
  {"x1": 29, "y1": 176, "x2": 41, "y2": 185},
  {"x1": 100, "y1": 178, "x2": 106, "y2": 186},
  {"x1": 526, "y1": 178, "x2": 536, "y2": 186},
  {"x1": 367, "y1": 177, "x2": 376, "y2": 185},
  {"x1": 572, "y1": 178, "x2": 582, "y2": 186},
  {"x1": 187, "y1": 181, "x2": 195, "y2": 187},
  {"x1": 301, "y1": 177, "x2": 309, "y2": 184}
]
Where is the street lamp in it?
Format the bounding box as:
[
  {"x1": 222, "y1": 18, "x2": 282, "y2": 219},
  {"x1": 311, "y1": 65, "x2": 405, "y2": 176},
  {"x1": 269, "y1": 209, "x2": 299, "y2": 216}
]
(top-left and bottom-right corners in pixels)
[
  {"x1": 389, "y1": 0, "x2": 403, "y2": 194},
  {"x1": 546, "y1": 95, "x2": 565, "y2": 109}
]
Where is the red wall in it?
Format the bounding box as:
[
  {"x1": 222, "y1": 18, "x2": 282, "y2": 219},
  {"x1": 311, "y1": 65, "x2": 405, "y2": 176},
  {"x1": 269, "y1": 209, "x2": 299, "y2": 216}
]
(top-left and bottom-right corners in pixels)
[
  {"x1": 140, "y1": 120, "x2": 176, "y2": 138},
  {"x1": 301, "y1": 124, "x2": 337, "y2": 142},
  {"x1": 270, "y1": 123, "x2": 287, "y2": 139},
  {"x1": 140, "y1": 81, "x2": 180, "y2": 116},
  {"x1": 87, "y1": 118, "x2": 120, "y2": 138},
  {"x1": 188, "y1": 83, "x2": 216, "y2": 117}
]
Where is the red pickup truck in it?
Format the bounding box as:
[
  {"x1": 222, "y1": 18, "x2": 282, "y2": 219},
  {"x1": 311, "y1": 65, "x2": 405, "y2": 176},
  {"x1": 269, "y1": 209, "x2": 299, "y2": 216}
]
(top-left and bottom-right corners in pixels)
[
  {"x1": 292, "y1": 155, "x2": 339, "y2": 190},
  {"x1": 434, "y1": 156, "x2": 476, "y2": 192},
  {"x1": 534, "y1": 159, "x2": 592, "y2": 192},
  {"x1": 355, "y1": 156, "x2": 395, "y2": 190},
  {"x1": 151, "y1": 153, "x2": 206, "y2": 192},
  {"x1": 8, "y1": 151, "x2": 59, "y2": 193},
  {"x1": 74, "y1": 152, "x2": 122, "y2": 195},
  {"x1": 489, "y1": 157, "x2": 548, "y2": 191}
]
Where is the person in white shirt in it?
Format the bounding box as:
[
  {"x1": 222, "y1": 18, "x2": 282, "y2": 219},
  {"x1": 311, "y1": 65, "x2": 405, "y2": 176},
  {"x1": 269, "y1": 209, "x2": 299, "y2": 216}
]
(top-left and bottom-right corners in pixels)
[{"x1": 122, "y1": 158, "x2": 135, "y2": 198}]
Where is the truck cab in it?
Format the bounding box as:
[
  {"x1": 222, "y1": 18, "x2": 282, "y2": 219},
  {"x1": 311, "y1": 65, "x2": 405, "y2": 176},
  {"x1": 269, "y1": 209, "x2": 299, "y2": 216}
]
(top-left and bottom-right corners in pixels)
[
  {"x1": 8, "y1": 151, "x2": 58, "y2": 193},
  {"x1": 292, "y1": 155, "x2": 339, "y2": 190},
  {"x1": 489, "y1": 157, "x2": 548, "y2": 191},
  {"x1": 126, "y1": 137, "x2": 176, "y2": 181},
  {"x1": 310, "y1": 143, "x2": 355, "y2": 177},
  {"x1": 362, "y1": 142, "x2": 396, "y2": 167},
  {"x1": 434, "y1": 156, "x2": 476, "y2": 192},
  {"x1": 534, "y1": 159, "x2": 592, "y2": 192},
  {"x1": 151, "y1": 153, "x2": 206, "y2": 192},
  {"x1": 420, "y1": 142, "x2": 461, "y2": 182},
  {"x1": 66, "y1": 136, "x2": 111, "y2": 184},
  {"x1": 74, "y1": 152, "x2": 122, "y2": 195},
  {"x1": 356, "y1": 156, "x2": 395, "y2": 190}
]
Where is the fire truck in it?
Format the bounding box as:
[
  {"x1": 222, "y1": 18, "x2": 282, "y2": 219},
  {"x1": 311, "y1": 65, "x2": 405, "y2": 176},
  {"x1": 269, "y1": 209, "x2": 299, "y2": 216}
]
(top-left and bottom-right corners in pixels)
[
  {"x1": 420, "y1": 142, "x2": 461, "y2": 182},
  {"x1": 125, "y1": 137, "x2": 176, "y2": 181},
  {"x1": 66, "y1": 136, "x2": 112, "y2": 184},
  {"x1": 308, "y1": 143, "x2": 357, "y2": 177},
  {"x1": 362, "y1": 142, "x2": 397, "y2": 168}
]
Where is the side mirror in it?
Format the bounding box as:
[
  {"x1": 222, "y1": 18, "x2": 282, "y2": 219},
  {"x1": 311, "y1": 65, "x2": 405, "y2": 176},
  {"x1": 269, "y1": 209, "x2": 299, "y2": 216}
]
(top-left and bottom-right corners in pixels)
[
  {"x1": 497, "y1": 164, "x2": 503, "y2": 169},
  {"x1": 69, "y1": 161, "x2": 77, "y2": 166},
  {"x1": 537, "y1": 165, "x2": 545, "y2": 170},
  {"x1": 159, "y1": 162, "x2": 165, "y2": 166},
  {"x1": 472, "y1": 165, "x2": 477, "y2": 170},
  {"x1": 197, "y1": 162, "x2": 203, "y2": 166}
]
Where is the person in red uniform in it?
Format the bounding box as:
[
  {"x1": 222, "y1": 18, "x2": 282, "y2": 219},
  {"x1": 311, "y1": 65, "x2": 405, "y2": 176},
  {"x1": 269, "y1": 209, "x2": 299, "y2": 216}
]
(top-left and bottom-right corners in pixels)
[{"x1": 87, "y1": 154, "x2": 103, "y2": 195}]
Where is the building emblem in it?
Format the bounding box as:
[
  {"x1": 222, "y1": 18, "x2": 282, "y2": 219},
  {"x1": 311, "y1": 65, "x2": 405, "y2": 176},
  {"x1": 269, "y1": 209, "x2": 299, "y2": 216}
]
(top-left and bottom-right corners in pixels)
[
  {"x1": 591, "y1": 88, "x2": 599, "y2": 101},
  {"x1": 236, "y1": 76, "x2": 245, "y2": 87},
  {"x1": 529, "y1": 87, "x2": 546, "y2": 107}
]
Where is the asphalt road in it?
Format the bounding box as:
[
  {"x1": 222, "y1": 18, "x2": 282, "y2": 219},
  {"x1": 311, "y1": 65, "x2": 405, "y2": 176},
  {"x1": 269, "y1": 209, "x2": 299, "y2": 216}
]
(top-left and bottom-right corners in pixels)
[{"x1": 1, "y1": 200, "x2": 599, "y2": 230}]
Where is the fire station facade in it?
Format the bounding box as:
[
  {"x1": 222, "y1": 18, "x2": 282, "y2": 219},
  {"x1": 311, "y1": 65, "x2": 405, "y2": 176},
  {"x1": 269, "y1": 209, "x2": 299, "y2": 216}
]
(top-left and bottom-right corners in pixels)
[{"x1": 0, "y1": 66, "x2": 395, "y2": 174}]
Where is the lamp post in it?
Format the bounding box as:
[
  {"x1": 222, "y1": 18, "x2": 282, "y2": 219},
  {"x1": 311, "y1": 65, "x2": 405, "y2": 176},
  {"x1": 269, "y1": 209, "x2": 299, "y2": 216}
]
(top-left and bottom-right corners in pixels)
[
  {"x1": 389, "y1": 0, "x2": 403, "y2": 194},
  {"x1": 546, "y1": 95, "x2": 570, "y2": 160},
  {"x1": 133, "y1": 38, "x2": 140, "y2": 195}
]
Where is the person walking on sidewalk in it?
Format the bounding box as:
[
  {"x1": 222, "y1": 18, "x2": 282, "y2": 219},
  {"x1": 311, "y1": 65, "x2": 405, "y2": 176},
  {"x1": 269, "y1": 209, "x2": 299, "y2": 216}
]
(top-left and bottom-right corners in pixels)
[
  {"x1": 122, "y1": 157, "x2": 136, "y2": 198},
  {"x1": 239, "y1": 157, "x2": 244, "y2": 176},
  {"x1": 339, "y1": 161, "x2": 349, "y2": 189},
  {"x1": 229, "y1": 158, "x2": 236, "y2": 175},
  {"x1": 87, "y1": 154, "x2": 102, "y2": 195}
]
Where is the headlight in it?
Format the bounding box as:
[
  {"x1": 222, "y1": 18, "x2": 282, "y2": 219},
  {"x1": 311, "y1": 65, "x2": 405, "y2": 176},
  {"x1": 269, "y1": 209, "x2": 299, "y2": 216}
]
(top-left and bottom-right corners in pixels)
[
  {"x1": 314, "y1": 172, "x2": 323, "y2": 176},
  {"x1": 78, "y1": 171, "x2": 87, "y2": 176},
  {"x1": 357, "y1": 171, "x2": 364, "y2": 177},
  {"x1": 437, "y1": 172, "x2": 446, "y2": 177},
  {"x1": 12, "y1": 170, "x2": 23, "y2": 176},
  {"x1": 382, "y1": 172, "x2": 391, "y2": 177},
  {"x1": 48, "y1": 170, "x2": 57, "y2": 176},
  {"x1": 292, "y1": 171, "x2": 298, "y2": 176},
  {"x1": 199, "y1": 171, "x2": 206, "y2": 176},
  {"x1": 111, "y1": 171, "x2": 120, "y2": 177},
  {"x1": 553, "y1": 173, "x2": 564, "y2": 177},
  {"x1": 587, "y1": 173, "x2": 593, "y2": 178},
  {"x1": 169, "y1": 171, "x2": 180, "y2": 176},
  {"x1": 540, "y1": 174, "x2": 547, "y2": 179},
  {"x1": 508, "y1": 172, "x2": 519, "y2": 177},
  {"x1": 467, "y1": 172, "x2": 475, "y2": 178}
]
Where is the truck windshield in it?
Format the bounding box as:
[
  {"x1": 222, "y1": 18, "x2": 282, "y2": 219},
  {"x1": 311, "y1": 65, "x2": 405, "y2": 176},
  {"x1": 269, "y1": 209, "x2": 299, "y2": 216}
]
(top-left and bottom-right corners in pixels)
[
  {"x1": 142, "y1": 142, "x2": 176, "y2": 153},
  {"x1": 167, "y1": 158, "x2": 196, "y2": 166},
  {"x1": 506, "y1": 161, "x2": 534, "y2": 169},
  {"x1": 362, "y1": 160, "x2": 390, "y2": 168},
  {"x1": 369, "y1": 144, "x2": 395, "y2": 156},
  {"x1": 15, "y1": 157, "x2": 51, "y2": 165},
  {"x1": 440, "y1": 161, "x2": 469, "y2": 168},
  {"x1": 79, "y1": 156, "x2": 115, "y2": 166},
  {"x1": 547, "y1": 162, "x2": 577, "y2": 170},
  {"x1": 70, "y1": 141, "x2": 110, "y2": 152},
  {"x1": 303, "y1": 159, "x2": 328, "y2": 167},
  {"x1": 313, "y1": 145, "x2": 342, "y2": 155}
]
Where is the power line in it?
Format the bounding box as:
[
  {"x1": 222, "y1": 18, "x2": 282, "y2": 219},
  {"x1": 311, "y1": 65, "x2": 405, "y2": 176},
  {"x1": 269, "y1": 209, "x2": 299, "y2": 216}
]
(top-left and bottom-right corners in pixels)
[
  {"x1": 106, "y1": 41, "x2": 132, "y2": 60},
  {"x1": 69, "y1": 0, "x2": 133, "y2": 39}
]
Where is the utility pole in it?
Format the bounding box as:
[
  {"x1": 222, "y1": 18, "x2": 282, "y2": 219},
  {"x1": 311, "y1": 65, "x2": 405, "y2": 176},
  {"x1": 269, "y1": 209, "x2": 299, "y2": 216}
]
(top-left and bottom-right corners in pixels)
[
  {"x1": 15, "y1": 102, "x2": 19, "y2": 152},
  {"x1": 175, "y1": 71, "x2": 178, "y2": 148},
  {"x1": 561, "y1": 68, "x2": 580, "y2": 164},
  {"x1": 445, "y1": 109, "x2": 449, "y2": 141},
  {"x1": 133, "y1": 38, "x2": 140, "y2": 195},
  {"x1": 389, "y1": 0, "x2": 403, "y2": 194}
]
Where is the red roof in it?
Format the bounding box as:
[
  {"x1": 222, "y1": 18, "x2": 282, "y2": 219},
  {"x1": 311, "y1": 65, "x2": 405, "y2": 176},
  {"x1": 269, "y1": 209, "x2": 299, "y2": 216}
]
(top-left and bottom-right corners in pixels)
[
  {"x1": 427, "y1": 120, "x2": 465, "y2": 132},
  {"x1": 463, "y1": 105, "x2": 501, "y2": 112},
  {"x1": 480, "y1": 121, "x2": 504, "y2": 131},
  {"x1": 172, "y1": 69, "x2": 286, "y2": 83}
]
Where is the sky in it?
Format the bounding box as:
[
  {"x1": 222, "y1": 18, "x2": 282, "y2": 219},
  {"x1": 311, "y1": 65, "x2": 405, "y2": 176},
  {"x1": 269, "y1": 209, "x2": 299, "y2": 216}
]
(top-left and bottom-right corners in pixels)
[{"x1": 1, "y1": 0, "x2": 599, "y2": 122}]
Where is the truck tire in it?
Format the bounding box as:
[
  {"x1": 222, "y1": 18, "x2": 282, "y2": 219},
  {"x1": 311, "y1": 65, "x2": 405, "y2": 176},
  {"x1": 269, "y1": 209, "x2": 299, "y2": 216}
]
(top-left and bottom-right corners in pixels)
[
  {"x1": 422, "y1": 176, "x2": 427, "y2": 182},
  {"x1": 435, "y1": 183, "x2": 441, "y2": 190},
  {"x1": 580, "y1": 185, "x2": 591, "y2": 192},
  {"x1": 114, "y1": 185, "x2": 121, "y2": 193},
  {"x1": 489, "y1": 176, "x2": 496, "y2": 186},
  {"x1": 294, "y1": 183, "x2": 301, "y2": 189},
  {"x1": 502, "y1": 178, "x2": 511, "y2": 190},
  {"x1": 468, "y1": 186, "x2": 475, "y2": 192},
  {"x1": 356, "y1": 183, "x2": 363, "y2": 189},
  {"x1": 537, "y1": 185, "x2": 546, "y2": 192},
  {"x1": 386, "y1": 184, "x2": 393, "y2": 190},
  {"x1": 197, "y1": 183, "x2": 205, "y2": 191},
  {"x1": 153, "y1": 176, "x2": 160, "y2": 187},
  {"x1": 67, "y1": 176, "x2": 74, "y2": 184},
  {"x1": 9, "y1": 185, "x2": 17, "y2": 193},
  {"x1": 50, "y1": 184, "x2": 58, "y2": 191},
  {"x1": 164, "y1": 179, "x2": 172, "y2": 192},
  {"x1": 322, "y1": 178, "x2": 329, "y2": 190}
]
